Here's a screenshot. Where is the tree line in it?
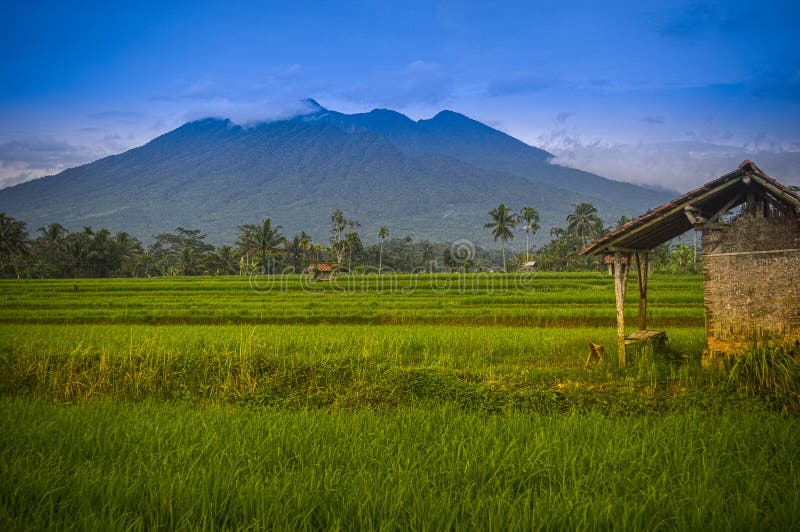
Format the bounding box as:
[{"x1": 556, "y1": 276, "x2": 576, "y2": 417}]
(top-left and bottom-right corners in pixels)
[
  {"x1": 482, "y1": 202, "x2": 701, "y2": 274},
  {"x1": 0, "y1": 203, "x2": 701, "y2": 279}
]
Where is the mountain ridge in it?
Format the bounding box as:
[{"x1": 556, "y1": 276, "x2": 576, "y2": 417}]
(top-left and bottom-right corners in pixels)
[{"x1": 0, "y1": 102, "x2": 674, "y2": 246}]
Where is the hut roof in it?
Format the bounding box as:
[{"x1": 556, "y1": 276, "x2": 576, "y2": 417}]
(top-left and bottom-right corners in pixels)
[
  {"x1": 581, "y1": 161, "x2": 800, "y2": 256},
  {"x1": 310, "y1": 263, "x2": 334, "y2": 272}
]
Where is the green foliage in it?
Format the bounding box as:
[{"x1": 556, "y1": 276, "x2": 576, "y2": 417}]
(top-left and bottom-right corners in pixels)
[
  {"x1": 236, "y1": 218, "x2": 287, "y2": 274},
  {"x1": 667, "y1": 242, "x2": 701, "y2": 274},
  {"x1": 566, "y1": 202, "x2": 603, "y2": 249},
  {"x1": 484, "y1": 203, "x2": 517, "y2": 270},
  {"x1": 728, "y1": 336, "x2": 800, "y2": 410},
  {"x1": 2, "y1": 400, "x2": 799, "y2": 530},
  {"x1": 0, "y1": 213, "x2": 29, "y2": 266}
]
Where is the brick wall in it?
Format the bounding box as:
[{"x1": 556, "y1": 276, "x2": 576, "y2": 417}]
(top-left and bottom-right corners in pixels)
[{"x1": 702, "y1": 208, "x2": 800, "y2": 356}]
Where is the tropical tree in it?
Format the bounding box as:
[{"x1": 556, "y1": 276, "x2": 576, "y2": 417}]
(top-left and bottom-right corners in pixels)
[
  {"x1": 63, "y1": 227, "x2": 94, "y2": 277},
  {"x1": 154, "y1": 227, "x2": 214, "y2": 275},
  {"x1": 114, "y1": 232, "x2": 144, "y2": 277},
  {"x1": 345, "y1": 231, "x2": 362, "y2": 271},
  {"x1": 517, "y1": 206, "x2": 540, "y2": 263},
  {"x1": 567, "y1": 202, "x2": 602, "y2": 248},
  {"x1": 237, "y1": 218, "x2": 287, "y2": 273},
  {"x1": 403, "y1": 235, "x2": 413, "y2": 272},
  {"x1": 378, "y1": 226, "x2": 389, "y2": 273},
  {"x1": 0, "y1": 213, "x2": 30, "y2": 277},
  {"x1": 614, "y1": 215, "x2": 631, "y2": 230},
  {"x1": 669, "y1": 243, "x2": 697, "y2": 274},
  {"x1": 421, "y1": 241, "x2": 435, "y2": 272},
  {"x1": 288, "y1": 231, "x2": 313, "y2": 271},
  {"x1": 206, "y1": 245, "x2": 239, "y2": 275},
  {"x1": 329, "y1": 210, "x2": 359, "y2": 266},
  {"x1": 484, "y1": 203, "x2": 516, "y2": 271}
]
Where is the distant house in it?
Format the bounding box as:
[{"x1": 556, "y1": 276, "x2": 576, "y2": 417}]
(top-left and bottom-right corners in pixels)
[
  {"x1": 520, "y1": 260, "x2": 537, "y2": 272},
  {"x1": 307, "y1": 263, "x2": 335, "y2": 281},
  {"x1": 582, "y1": 161, "x2": 800, "y2": 364}
]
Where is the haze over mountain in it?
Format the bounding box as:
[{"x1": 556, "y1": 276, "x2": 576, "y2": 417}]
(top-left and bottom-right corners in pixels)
[{"x1": 0, "y1": 100, "x2": 673, "y2": 246}]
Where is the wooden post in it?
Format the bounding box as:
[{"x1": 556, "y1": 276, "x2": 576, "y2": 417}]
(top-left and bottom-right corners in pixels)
[
  {"x1": 635, "y1": 252, "x2": 648, "y2": 331},
  {"x1": 613, "y1": 252, "x2": 630, "y2": 369}
]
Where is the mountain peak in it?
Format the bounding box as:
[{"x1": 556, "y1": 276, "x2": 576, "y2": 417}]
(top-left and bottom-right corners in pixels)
[
  {"x1": 301, "y1": 98, "x2": 326, "y2": 112},
  {"x1": 0, "y1": 100, "x2": 670, "y2": 247},
  {"x1": 429, "y1": 110, "x2": 480, "y2": 125}
]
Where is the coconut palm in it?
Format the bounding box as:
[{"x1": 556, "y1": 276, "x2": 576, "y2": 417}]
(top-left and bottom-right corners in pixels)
[
  {"x1": 0, "y1": 213, "x2": 29, "y2": 276},
  {"x1": 378, "y1": 226, "x2": 389, "y2": 273},
  {"x1": 288, "y1": 232, "x2": 312, "y2": 271},
  {"x1": 236, "y1": 218, "x2": 288, "y2": 273},
  {"x1": 484, "y1": 203, "x2": 516, "y2": 271},
  {"x1": 517, "y1": 206, "x2": 540, "y2": 263},
  {"x1": 403, "y1": 235, "x2": 413, "y2": 272},
  {"x1": 614, "y1": 215, "x2": 631, "y2": 230},
  {"x1": 567, "y1": 203, "x2": 602, "y2": 248},
  {"x1": 38, "y1": 222, "x2": 67, "y2": 247},
  {"x1": 345, "y1": 231, "x2": 362, "y2": 272}
]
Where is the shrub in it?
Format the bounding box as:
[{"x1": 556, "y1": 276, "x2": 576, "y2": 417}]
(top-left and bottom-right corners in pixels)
[{"x1": 727, "y1": 335, "x2": 800, "y2": 411}]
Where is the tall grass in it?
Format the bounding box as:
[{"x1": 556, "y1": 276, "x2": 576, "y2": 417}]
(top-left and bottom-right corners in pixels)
[
  {"x1": 0, "y1": 324, "x2": 715, "y2": 412},
  {"x1": 2, "y1": 399, "x2": 798, "y2": 531},
  {"x1": 0, "y1": 274, "x2": 704, "y2": 327},
  {"x1": 1, "y1": 274, "x2": 796, "y2": 528},
  {"x1": 728, "y1": 335, "x2": 800, "y2": 410}
]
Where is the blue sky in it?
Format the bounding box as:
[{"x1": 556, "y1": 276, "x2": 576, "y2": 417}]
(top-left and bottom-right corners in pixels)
[{"x1": 1, "y1": 0, "x2": 798, "y2": 190}]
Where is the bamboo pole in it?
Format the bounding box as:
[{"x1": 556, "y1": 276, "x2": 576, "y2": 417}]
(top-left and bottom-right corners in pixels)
[
  {"x1": 613, "y1": 252, "x2": 630, "y2": 369},
  {"x1": 636, "y1": 252, "x2": 648, "y2": 331}
]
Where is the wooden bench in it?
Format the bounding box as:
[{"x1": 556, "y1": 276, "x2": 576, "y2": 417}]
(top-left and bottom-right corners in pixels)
[
  {"x1": 624, "y1": 330, "x2": 667, "y2": 346},
  {"x1": 585, "y1": 342, "x2": 606, "y2": 367}
]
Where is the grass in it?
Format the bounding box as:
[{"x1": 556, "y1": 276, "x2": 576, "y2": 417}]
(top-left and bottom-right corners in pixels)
[
  {"x1": 0, "y1": 273, "x2": 704, "y2": 327},
  {"x1": 0, "y1": 273, "x2": 797, "y2": 529},
  {"x1": 2, "y1": 399, "x2": 799, "y2": 531}
]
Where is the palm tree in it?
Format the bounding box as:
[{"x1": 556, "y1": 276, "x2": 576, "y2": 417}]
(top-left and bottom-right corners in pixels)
[
  {"x1": 567, "y1": 203, "x2": 602, "y2": 248},
  {"x1": 38, "y1": 222, "x2": 67, "y2": 247},
  {"x1": 329, "y1": 210, "x2": 359, "y2": 265},
  {"x1": 378, "y1": 226, "x2": 389, "y2": 273},
  {"x1": 345, "y1": 231, "x2": 362, "y2": 272},
  {"x1": 403, "y1": 235, "x2": 413, "y2": 272},
  {"x1": 614, "y1": 216, "x2": 631, "y2": 230},
  {"x1": 0, "y1": 213, "x2": 29, "y2": 277},
  {"x1": 209, "y1": 245, "x2": 238, "y2": 275},
  {"x1": 484, "y1": 203, "x2": 516, "y2": 271},
  {"x1": 288, "y1": 232, "x2": 312, "y2": 271},
  {"x1": 114, "y1": 232, "x2": 143, "y2": 277},
  {"x1": 517, "y1": 206, "x2": 540, "y2": 263},
  {"x1": 237, "y1": 218, "x2": 288, "y2": 273}
]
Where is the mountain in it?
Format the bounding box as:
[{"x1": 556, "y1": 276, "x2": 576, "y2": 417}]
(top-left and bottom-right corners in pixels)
[{"x1": 0, "y1": 101, "x2": 673, "y2": 246}]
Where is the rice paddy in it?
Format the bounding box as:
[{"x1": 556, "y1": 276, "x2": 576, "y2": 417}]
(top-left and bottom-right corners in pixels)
[{"x1": 1, "y1": 272, "x2": 798, "y2": 530}]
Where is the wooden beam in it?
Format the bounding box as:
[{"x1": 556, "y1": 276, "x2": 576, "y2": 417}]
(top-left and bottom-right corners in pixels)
[
  {"x1": 683, "y1": 209, "x2": 706, "y2": 226},
  {"x1": 635, "y1": 252, "x2": 648, "y2": 331},
  {"x1": 613, "y1": 252, "x2": 631, "y2": 369},
  {"x1": 584, "y1": 177, "x2": 746, "y2": 255},
  {"x1": 708, "y1": 192, "x2": 745, "y2": 222},
  {"x1": 607, "y1": 245, "x2": 645, "y2": 254},
  {"x1": 750, "y1": 175, "x2": 800, "y2": 210}
]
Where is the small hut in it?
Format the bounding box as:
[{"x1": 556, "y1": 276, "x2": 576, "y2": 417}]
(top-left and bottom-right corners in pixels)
[
  {"x1": 581, "y1": 161, "x2": 800, "y2": 366},
  {"x1": 307, "y1": 262, "x2": 335, "y2": 281}
]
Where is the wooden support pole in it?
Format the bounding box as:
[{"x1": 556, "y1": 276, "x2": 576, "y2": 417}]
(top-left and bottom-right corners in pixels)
[
  {"x1": 613, "y1": 252, "x2": 630, "y2": 369},
  {"x1": 635, "y1": 252, "x2": 648, "y2": 331}
]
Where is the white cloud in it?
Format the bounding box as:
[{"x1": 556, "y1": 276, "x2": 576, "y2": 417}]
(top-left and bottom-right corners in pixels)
[{"x1": 539, "y1": 129, "x2": 800, "y2": 191}]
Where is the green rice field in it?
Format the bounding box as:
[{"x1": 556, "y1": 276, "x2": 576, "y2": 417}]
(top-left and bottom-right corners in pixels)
[{"x1": 2, "y1": 273, "x2": 798, "y2": 530}]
